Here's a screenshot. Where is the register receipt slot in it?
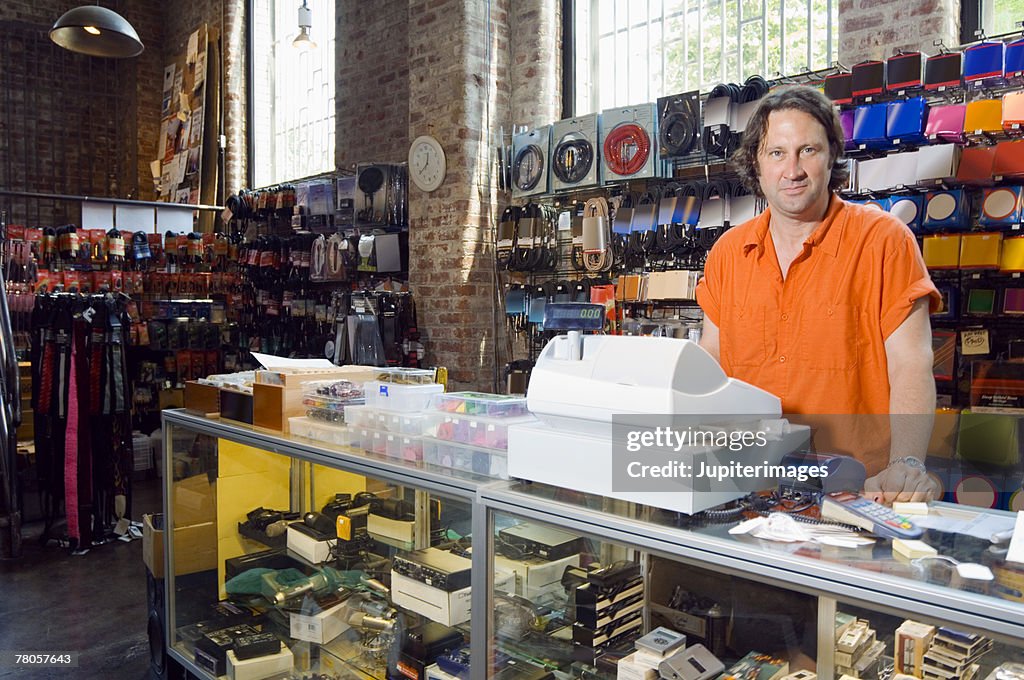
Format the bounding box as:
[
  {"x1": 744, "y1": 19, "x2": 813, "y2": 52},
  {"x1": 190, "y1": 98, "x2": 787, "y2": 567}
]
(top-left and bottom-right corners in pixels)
[{"x1": 508, "y1": 336, "x2": 810, "y2": 514}]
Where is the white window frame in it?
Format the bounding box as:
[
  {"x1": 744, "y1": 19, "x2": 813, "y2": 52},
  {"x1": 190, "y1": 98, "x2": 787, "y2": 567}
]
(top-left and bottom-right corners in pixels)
[
  {"x1": 250, "y1": 0, "x2": 336, "y2": 187},
  {"x1": 573, "y1": 0, "x2": 838, "y2": 115}
]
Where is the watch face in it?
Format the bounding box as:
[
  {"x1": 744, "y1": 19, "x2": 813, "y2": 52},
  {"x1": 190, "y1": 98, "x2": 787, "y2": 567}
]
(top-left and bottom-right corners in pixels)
[{"x1": 409, "y1": 136, "x2": 445, "y2": 191}]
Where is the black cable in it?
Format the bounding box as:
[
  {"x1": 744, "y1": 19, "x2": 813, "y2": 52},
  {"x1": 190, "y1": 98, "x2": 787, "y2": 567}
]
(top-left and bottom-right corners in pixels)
[
  {"x1": 740, "y1": 75, "x2": 769, "y2": 102},
  {"x1": 551, "y1": 136, "x2": 594, "y2": 184},
  {"x1": 659, "y1": 99, "x2": 700, "y2": 157}
]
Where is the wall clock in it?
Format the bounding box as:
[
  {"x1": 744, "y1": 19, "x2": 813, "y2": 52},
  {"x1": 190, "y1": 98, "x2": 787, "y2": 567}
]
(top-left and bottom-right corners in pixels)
[{"x1": 408, "y1": 135, "x2": 446, "y2": 192}]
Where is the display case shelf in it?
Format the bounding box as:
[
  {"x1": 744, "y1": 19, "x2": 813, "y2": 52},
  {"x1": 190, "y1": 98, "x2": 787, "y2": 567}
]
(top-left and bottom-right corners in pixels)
[{"x1": 159, "y1": 410, "x2": 1024, "y2": 680}]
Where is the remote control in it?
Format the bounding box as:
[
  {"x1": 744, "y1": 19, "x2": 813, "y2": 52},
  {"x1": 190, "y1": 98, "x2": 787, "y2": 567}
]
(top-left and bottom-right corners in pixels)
[{"x1": 820, "y1": 492, "x2": 923, "y2": 539}]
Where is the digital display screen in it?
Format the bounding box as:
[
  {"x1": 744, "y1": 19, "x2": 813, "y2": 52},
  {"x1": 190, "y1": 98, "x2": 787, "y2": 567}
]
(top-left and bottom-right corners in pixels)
[
  {"x1": 542, "y1": 302, "x2": 605, "y2": 331},
  {"x1": 887, "y1": 52, "x2": 923, "y2": 89},
  {"x1": 688, "y1": 658, "x2": 707, "y2": 673}
]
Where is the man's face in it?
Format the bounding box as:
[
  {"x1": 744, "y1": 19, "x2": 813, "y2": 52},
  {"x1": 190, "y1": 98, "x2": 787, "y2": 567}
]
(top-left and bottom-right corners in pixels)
[{"x1": 757, "y1": 108, "x2": 833, "y2": 222}]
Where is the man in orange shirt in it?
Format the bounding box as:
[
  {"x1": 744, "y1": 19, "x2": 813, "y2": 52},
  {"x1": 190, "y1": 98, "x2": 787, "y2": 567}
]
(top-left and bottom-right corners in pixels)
[{"x1": 695, "y1": 86, "x2": 940, "y2": 503}]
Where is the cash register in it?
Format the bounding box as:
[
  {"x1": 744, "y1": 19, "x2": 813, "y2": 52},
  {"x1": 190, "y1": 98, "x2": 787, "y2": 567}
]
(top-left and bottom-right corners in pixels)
[{"x1": 507, "y1": 333, "x2": 810, "y2": 514}]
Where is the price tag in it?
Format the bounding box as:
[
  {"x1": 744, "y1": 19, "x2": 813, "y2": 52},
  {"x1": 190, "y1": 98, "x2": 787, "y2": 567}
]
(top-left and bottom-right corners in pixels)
[{"x1": 961, "y1": 329, "x2": 990, "y2": 355}]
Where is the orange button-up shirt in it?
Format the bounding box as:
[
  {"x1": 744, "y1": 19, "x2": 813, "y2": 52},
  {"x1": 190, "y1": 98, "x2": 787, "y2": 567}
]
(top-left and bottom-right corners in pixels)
[{"x1": 696, "y1": 197, "x2": 939, "y2": 470}]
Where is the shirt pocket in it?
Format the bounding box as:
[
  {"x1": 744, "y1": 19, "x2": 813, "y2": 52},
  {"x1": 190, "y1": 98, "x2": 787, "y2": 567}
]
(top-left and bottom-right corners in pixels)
[
  {"x1": 723, "y1": 305, "x2": 768, "y2": 368},
  {"x1": 797, "y1": 304, "x2": 861, "y2": 371}
]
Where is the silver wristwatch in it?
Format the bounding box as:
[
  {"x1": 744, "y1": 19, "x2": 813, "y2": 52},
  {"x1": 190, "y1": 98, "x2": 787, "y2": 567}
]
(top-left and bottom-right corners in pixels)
[{"x1": 888, "y1": 456, "x2": 926, "y2": 470}]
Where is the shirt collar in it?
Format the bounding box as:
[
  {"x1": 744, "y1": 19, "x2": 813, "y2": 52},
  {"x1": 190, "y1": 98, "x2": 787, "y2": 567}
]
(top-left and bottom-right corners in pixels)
[{"x1": 742, "y1": 194, "x2": 847, "y2": 258}]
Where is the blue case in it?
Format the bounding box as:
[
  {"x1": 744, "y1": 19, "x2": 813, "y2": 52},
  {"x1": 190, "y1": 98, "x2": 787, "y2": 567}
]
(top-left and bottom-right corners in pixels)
[
  {"x1": 931, "y1": 284, "x2": 958, "y2": 320},
  {"x1": 889, "y1": 194, "x2": 925, "y2": 233},
  {"x1": 853, "y1": 103, "x2": 888, "y2": 148},
  {"x1": 1007, "y1": 38, "x2": 1024, "y2": 76},
  {"x1": 922, "y1": 189, "x2": 970, "y2": 230},
  {"x1": 964, "y1": 41, "x2": 1005, "y2": 82},
  {"x1": 886, "y1": 97, "x2": 928, "y2": 144},
  {"x1": 979, "y1": 186, "x2": 1024, "y2": 226}
]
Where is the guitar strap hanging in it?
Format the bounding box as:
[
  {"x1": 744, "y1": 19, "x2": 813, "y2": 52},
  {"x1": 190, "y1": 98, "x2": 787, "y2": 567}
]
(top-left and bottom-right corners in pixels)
[{"x1": 104, "y1": 298, "x2": 127, "y2": 415}]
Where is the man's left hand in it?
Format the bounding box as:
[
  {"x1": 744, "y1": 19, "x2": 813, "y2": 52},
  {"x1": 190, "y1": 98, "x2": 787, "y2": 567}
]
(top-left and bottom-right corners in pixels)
[{"x1": 864, "y1": 461, "x2": 938, "y2": 505}]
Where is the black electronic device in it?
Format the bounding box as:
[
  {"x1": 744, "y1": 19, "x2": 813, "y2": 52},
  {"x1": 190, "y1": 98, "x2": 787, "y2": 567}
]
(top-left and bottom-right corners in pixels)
[
  {"x1": 303, "y1": 510, "x2": 338, "y2": 536},
  {"x1": 194, "y1": 624, "x2": 259, "y2": 677},
  {"x1": 498, "y1": 522, "x2": 585, "y2": 561},
  {"x1": 232, "y1": 632, "x2": 280, "y2": 661},
  {"x1": 392, "y1": 547, "x2": 472, "y2": 592},
  {"x1": 225, "y1": 548, "x2": 303, "y2": 580},
  {"x1": 887, "y1": 51, "x2": 924, "y2": 91},
  {"x1": 852, "y1": 60, "x2": 886, "y2": 97},
  {"x1": 777, "y1": 450, "x2": 868, "y2": 496},
  {"x1": 398, "y1": 621, "x2": 465, "y2": 680}
]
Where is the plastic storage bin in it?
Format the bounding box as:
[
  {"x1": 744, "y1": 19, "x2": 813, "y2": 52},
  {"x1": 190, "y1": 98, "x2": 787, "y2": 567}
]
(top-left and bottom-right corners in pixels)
[
  {"x1": 386, "y1": 434, "x2": 424, "y2": 462},
  {"x1": 376, "y1": 409, "x2": 428, "y2": 436},
  {"x1": 373, "y1": 367, "x2": 437, "y2": 385},
  {"x1": 288, "y1": 417, "x2": 350, "y2": 446},
  {"x1": 429, "y1": 392, "x2": 530, "y2": 418},
  {"x1": 342, "y1": 404, "x2": 376, "y2": 429},
  {"x1": 365, "y1": 381, "x2": 444, "y2": 412},
  {"x1": 422, "y1": 437, "x2": 509, "y2": 479},
  {"x1": 423, "y1": 412, "x2": 534, "y2": 450},
  {"x1": 302, "y1": 379, "x2": 365, "y2": 417}
]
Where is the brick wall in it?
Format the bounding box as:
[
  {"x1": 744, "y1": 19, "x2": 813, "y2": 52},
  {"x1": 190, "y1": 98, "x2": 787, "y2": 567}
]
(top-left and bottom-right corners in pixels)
[
  {"x1": 0, "y1": 1, "x2": 163, "y2": 224},
  {"x1": 510, "y1": 1, "x2": 561, "y2": 127},
  {"x1": 335, "y1": 0, "x2": 409, "y2": 170},
  {"x1": 407, "y1": 0, "x2": 515, "y2": 391},
  {"x1": 839, "y1": 0, "x2": 959, "y2": 65}
]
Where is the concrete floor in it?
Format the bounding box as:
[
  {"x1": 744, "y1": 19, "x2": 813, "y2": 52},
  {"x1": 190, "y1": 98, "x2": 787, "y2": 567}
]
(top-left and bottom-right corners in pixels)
[{"x1": 0, "y1": 476, "x2": 164, "y2": 680}]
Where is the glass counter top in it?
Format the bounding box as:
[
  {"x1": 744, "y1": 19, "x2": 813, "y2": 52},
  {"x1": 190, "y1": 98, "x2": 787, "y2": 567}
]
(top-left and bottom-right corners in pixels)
[{"x1": 479, "y1": 480, "x2": 1024, "y2": 641}]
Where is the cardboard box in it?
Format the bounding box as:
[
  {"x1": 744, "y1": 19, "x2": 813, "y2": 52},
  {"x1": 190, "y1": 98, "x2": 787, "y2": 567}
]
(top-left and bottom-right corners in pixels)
[
  {"x1": 252, "y1": 366, "x2": 377, "y2": 433},
  {"x1": 143, "y1": 513, "x2": 217, "y2": 579},
  {"x1": 289, "y1": 599, "x2": 351, "y2": 644},
  {"x1": 227, "y1": 646, "x2": 293, "y2": 680},
  {"x1": 173, "y1": 473, "x2": 217, "y2": 526}
]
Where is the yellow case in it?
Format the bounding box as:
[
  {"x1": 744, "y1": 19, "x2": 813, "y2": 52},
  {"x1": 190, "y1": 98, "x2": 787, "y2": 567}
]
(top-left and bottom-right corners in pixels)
[
  {"x1": 1001, "y1": 236, "x2": 1024, "y2": 272},
  {"x1": 923, "y1": 234, "x2": 961, "y2": 269},
  {"x1": 964, "y1": 98, "x2": 1004, "y2": 134},
  {"x1": 959, "y1": 232, "x2": 1002, "y2": 269}
]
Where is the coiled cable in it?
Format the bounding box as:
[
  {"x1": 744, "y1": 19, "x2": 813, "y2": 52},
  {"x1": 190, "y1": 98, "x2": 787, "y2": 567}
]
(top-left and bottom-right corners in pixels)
[{"x1": 603, "y1": 123, "x2": 651, "y2": 176}]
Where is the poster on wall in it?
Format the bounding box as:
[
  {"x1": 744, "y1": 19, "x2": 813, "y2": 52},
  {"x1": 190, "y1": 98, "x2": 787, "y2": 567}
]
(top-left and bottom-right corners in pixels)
[{"x1": 153, "y1": 25, "x2": 209, "y2": 204}]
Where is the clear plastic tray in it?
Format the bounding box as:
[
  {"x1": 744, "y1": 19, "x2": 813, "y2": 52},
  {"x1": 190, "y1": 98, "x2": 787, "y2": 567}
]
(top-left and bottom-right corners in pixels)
[
  {"x1": 429, "y1": 391, "x2": 530, "y2": 418},
  {"x1": 342, "y1": 404, "x2": 375, "y2": 429},
  {"x1": 422, "y1": 412, "x2": 534, "y2": 450},
  {"x1": 373, "y1": 367, "x2": 437, "y2": 385},
  {"x1": 302, "y1": 379, "x2": 366, "y2": 411},
  {"x1": 378, "y1": 410, "x2": 427, "y2": 436},
  {"x1": 365, "y1": 381, "x2": 444, "y2": 412},
  {"x1": 386, "y1": 434, "x2": 424, "y2": 462},
  {"x1": 288, "y1": 417, "x2": 349, "y2": 446},
  {"x1": 422, "y1": 437, "x2": 509, "y2": 479},
  {"x1": 306, "y1": 406, "x2": 348, "y2": 424}
]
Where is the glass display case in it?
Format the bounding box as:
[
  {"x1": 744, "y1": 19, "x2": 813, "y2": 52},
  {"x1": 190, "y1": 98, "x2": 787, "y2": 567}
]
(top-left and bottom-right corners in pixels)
[
  {"x1": 161, "y1": 408, "x2": 1024, "y2": 680},
  {"x1": 161, "y1": 409, "x2": 492, "y2": 680},
  {"x1": 480, "y1": 482, "x2": 1024, "y2": 680}
]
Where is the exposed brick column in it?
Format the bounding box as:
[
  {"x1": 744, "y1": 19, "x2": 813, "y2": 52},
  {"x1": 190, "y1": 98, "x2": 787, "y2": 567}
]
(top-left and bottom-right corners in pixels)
[
  {"x1": 336, "y1": 1, "x2": 410, "y2": 170},
  {"x1": 407, "y1": 0, "x2": 513, "y2": 391},
  {"x1": 838, "y1": 0, "x2": 959, "y2": 66},
  {"x1": 510, "y1": 0, "x2": 562, "y2": 127},
  {"x1": 223, "y1": 0, "x2": 247, "y2": 194}
]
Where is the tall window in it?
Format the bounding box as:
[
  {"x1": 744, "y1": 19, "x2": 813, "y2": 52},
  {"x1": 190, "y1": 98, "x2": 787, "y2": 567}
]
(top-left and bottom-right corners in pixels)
[
  {"x1": 981, "y1": 0, "x2": 1024, "y2": 36},
  {"x1": 573, "y1": 0, "x2": 838, "y2": 115},
  {"x1": 251, "y1": 0, "x2": 336, "y2": 187}
]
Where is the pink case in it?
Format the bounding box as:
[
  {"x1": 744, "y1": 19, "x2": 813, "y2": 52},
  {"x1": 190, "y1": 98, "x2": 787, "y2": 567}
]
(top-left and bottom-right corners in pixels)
[{"x1": 925, "y1": 104, "x2": 967, "y2": 144}]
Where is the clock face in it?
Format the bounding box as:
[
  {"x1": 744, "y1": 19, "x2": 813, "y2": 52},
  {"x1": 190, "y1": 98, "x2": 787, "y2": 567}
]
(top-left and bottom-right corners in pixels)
[{"x1": 408, "y1": 135, "x2": 446, "y2": 192}]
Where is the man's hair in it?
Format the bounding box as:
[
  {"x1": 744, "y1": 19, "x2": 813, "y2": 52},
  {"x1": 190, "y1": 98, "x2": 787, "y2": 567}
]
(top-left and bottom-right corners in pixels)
[{"x1": 731, "y1": 85, "x2": 850, "y2": 198}]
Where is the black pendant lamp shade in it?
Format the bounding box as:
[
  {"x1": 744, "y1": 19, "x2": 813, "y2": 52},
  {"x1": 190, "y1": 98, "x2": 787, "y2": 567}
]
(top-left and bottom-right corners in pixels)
[{"x1": 49, "y1": 5, "x2": 144, "y2": 58}]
